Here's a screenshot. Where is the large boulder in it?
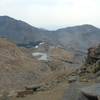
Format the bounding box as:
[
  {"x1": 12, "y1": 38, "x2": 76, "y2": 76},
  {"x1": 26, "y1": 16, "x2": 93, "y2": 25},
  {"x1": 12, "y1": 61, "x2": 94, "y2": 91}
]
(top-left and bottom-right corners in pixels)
[
  {"x1": 86, "y1": 45, "x2": 100, "y2": 65},
  {"x1": 81, "y1": 83, "x2": 100, "y2": 100},
  {"x1": 63, "y1": 83, "x2": 89, "y2": 100},
  {"x1": 63, "y1": 83, "x2": 100, "y2": 100},
  {"x1": 80, "y1": 44, "x2": 100, "y2": 75}
]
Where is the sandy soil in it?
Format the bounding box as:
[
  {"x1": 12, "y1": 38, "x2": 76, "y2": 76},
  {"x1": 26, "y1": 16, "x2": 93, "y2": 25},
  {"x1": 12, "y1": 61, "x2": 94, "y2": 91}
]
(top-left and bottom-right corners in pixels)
[{"x1": 13, "y1": 80, "x2": 69, "y2": 100}]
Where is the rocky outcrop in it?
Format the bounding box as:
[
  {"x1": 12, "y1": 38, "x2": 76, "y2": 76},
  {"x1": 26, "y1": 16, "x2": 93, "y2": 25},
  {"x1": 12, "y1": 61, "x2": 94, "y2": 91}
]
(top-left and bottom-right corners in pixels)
[
  {"x1": 81, "y1": 83, "x2": 100, "y2": 100},
  {"x1": 80, "y1": 44, "x2": 100, "y2": 75},
  {"x1": 86, "y1": 45, "x2": 100, "y2": 65},
  {"x1": 63, "y1": 83, "x2": 100, "y2": 100},
  {"x1": 63, "y1": 82, "x2": 90, "y2": 100}
]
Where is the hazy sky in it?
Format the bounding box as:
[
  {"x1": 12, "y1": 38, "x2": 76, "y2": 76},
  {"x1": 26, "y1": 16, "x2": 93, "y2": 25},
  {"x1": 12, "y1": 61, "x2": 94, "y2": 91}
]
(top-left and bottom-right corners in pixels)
[{"x1": 0, "y1": 0, "x2": 100, "y2": 30}]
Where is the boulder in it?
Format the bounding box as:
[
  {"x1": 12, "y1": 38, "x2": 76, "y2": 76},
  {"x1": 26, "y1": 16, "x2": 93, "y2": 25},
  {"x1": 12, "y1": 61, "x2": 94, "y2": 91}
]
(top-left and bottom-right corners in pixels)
[
  {"x1": 80, "y1": 44, "x2": 100, "y2": 78},
  {"x1": 81, "y1": 83, "x2": 100, "y2": 100},
  {"x1": 63, "y1": 83, "x2": 100, "y2": 100},
  {"x1": 63, "y1": 82, "x2": 89, "y2": 100}
]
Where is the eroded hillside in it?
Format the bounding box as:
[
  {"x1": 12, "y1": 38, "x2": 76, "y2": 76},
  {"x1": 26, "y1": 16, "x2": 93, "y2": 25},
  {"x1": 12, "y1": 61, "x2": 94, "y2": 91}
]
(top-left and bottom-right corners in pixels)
[{"x1": 0, "y1": 38, "x2": 75, "y2": 95}]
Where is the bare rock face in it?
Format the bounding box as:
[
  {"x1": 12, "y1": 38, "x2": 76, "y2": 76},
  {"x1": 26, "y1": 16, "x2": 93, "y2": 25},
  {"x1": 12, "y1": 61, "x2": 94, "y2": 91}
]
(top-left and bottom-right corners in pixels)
[
  {"x1": 63, "y1": 83, "x2": 100, "y2": 100},
  {"x1": 81, "y1": 84, "x2": 100, "y2": 100},
  {"x1": 86, "y1": 45, "x2": 100, "y2": 65},
  {"x1": 63, "y1": 83, "x2": 90, "y2": 100},
  {"x1": 80, "y1": 44, "x2": 100, "y2": 75}
]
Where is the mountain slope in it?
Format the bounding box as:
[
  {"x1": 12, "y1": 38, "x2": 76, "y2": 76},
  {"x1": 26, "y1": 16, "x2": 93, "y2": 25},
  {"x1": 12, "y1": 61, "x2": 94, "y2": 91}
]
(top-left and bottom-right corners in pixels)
[
  {"x1": 0, "y1": 16, "x2": 52, "y2": 43},
  {"x1": 0, "y1": 38, "x2": 52, "y2": 91},
  {"x1": 55, "y1": 24, "x2": 100, "y2": 51},
  {"x1": 0, "y1": 16, "x2": 100, "y2": 52}
]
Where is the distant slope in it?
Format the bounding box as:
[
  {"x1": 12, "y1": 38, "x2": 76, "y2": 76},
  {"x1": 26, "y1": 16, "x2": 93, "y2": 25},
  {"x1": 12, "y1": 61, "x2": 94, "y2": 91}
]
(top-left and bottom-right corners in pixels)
[
  {"x1": 0, "y1": 16, "x2": 100, "y2": 51},
  {"x1": 55, "y1": 24, "x2": 100, "y2": 51},
  {"x1": 0, "y1": 16, "x2": 52, "y2": 43}
]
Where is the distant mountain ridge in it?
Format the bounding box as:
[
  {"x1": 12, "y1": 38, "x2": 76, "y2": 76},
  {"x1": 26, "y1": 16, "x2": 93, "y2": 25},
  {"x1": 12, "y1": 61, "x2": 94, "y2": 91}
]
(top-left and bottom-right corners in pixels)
[
  {"x1": 0, "y1": 16, "x2": 100, "y2": 51},
  {"x1": 0, "y1": 16, "x2": 51, "y2": 43}
]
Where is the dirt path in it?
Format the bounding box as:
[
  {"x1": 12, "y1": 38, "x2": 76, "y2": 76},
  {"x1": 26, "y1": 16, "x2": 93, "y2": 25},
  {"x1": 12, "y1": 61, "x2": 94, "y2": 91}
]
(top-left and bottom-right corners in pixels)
[{"x1": 13, "y1": 80, "x2": 69, "y2": 100}]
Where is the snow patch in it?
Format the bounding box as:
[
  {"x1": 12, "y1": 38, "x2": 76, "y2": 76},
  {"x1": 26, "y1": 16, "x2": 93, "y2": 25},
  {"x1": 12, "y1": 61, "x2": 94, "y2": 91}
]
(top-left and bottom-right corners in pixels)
[
  {"x1": 39, "y1": 42, "x2": 45, "y2": 45},
  {"x1": 32, "y1": 52, "x2": 48, "y2": 61},
  {"x1": 35, "y1": 45, "x2": 39, "y2": 48}
]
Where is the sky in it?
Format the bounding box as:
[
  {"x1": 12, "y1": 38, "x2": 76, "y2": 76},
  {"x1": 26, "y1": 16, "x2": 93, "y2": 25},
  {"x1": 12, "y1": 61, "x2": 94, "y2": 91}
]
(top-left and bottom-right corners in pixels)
[{"x1": 0, "y1": 0, "x2": 100, "y2": 30}]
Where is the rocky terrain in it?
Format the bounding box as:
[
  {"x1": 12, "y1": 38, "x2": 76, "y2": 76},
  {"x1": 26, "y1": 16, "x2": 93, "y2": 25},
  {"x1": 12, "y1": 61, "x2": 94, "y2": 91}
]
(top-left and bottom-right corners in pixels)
[
  {"x1": 0, "y1": 39, "x2": 99, "y2": 100},
  {"x1": 0, "y1": 38, "x2": 76, "y2": 99},
  {"x1": 0, "y1": 16, "x2": 100, "y2": 100},
  {"x1": 63, "y1": 44, "x2": 100, "y2": 100},
  {"x1": 79, "y1": 44, "x2": 100, "y2": 81},
  {"x1": 0, "y1": 38, "x2": 51, "y2": 92},
  {"x1": 10, "y1": 44, "x2": 100, "y2": 100}
]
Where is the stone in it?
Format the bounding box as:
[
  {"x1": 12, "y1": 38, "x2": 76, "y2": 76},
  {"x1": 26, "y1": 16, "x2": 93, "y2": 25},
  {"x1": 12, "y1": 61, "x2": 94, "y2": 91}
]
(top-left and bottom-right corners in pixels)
[
  {"x1": 81, "y1": 83, "x2": 100, "y2": 99},
  {"x1": 68, "y1": 76, "x2": 77, "y2": 83}
]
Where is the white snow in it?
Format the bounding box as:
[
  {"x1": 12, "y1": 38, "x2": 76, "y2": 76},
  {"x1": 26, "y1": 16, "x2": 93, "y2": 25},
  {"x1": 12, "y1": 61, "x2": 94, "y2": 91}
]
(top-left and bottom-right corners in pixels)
[
  {"x1": 34, "y1": 42, "x2": 45, "y2": 49},
  {"x1": 39, "y1": 42, "x2": 44, "y2": 45},
  {"x1": 32, "y1": 52, "x2": 48, "y2": 61},
  {"x1": 35, "y1": 45, "x2": 39, "y2": 48}
]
